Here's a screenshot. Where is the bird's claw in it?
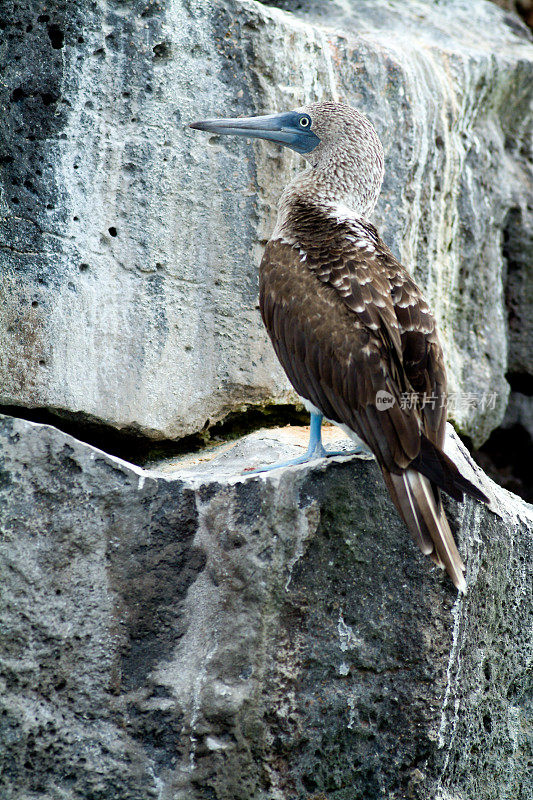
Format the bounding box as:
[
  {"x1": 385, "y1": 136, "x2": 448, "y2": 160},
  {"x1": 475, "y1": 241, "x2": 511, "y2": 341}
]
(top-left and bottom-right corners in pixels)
[{"x1": 243, "y1": 443, "x2": 368, "y2": 475}]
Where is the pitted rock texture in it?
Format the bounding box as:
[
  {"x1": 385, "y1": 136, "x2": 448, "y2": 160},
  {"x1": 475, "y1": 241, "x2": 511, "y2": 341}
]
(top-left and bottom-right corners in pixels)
[
  {"x1": 0, "y1": 413, "x2": 531, "y2": 800},
  {"x1": 0, "y1": 0, "x2": 532, "y2": 445}
]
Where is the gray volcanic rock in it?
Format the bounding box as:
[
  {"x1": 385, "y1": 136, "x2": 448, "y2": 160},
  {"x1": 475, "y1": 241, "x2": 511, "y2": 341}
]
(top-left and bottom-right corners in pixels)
[
  {"x1": 1, "y1": 0, "x2": 532, "y2": 444},
  {"x1": 0, "y1": 412, "x2": 531, "y2": 799},
  {"x1": 504, "y1": 203, "x2": 533, "y2": 380}
]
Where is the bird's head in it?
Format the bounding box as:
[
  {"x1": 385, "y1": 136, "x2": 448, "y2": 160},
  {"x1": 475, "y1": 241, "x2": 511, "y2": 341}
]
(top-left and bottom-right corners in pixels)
[{"x1": 190, "y1": 101, "x2": 384, "y2": 218}]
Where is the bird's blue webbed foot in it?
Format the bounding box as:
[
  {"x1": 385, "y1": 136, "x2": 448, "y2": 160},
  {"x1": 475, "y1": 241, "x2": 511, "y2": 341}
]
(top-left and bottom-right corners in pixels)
[{"x1": 244, "y1": 413, "x2": 368, "y2": 474}]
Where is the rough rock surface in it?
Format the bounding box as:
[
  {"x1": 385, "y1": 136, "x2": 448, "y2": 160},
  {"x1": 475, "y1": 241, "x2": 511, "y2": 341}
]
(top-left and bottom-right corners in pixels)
[
  {"x1": 1, "y1": 0, "x2": 532, "y2": 444},
  {"x1": 0, "y1": 412, "x2": 531, "y2": 800},
  {"x1": 489, "y1": 0, "x2": 533, "y2": 29}
]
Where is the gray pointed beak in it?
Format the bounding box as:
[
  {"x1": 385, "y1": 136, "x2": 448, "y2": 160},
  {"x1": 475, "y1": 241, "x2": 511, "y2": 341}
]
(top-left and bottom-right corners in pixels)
[{"x1": 189, "y1": 111, "x2": 320, "y2": 154}]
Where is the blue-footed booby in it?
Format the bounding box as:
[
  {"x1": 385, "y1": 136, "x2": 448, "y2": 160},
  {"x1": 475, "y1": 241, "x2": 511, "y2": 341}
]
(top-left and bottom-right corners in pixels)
[{"x1": 190, "y1": 102, "x2": 488, "y2": 592}]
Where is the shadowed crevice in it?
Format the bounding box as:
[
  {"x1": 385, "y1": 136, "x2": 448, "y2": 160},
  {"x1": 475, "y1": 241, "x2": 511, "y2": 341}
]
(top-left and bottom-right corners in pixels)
[
  {"x1": 471, "y1": 412, "x2": 533, "y2": 503},
  {"x1": 0, "y1": 402, "x2": 308, "y2": 466},
  {"x1": 507, "y1": 371, "x2": 533, "y2": 396}
]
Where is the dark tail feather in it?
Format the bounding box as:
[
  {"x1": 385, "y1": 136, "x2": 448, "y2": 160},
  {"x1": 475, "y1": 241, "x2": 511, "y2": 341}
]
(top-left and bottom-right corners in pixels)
[
  {"x1": 384, "y1": 468, "x2": 467, "y2": 592},
  {"x1": 410, "y1": 435, "x2": 489, "y2": 505}
]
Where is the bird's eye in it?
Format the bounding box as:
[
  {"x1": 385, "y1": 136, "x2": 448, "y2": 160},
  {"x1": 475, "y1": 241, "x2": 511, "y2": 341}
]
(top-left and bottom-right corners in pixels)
[{"x1": 299, "y1": 116, "x2": 310, "y2": 128}]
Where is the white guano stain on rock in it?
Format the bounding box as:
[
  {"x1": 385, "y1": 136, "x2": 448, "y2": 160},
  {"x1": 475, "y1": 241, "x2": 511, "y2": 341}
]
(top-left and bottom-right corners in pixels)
[
  {"x1": 338, "y1": 610, "x2": 363, "y2": 652},
  {"x1": 437, "y1": 592, "x2": 464, "y2": 752}
]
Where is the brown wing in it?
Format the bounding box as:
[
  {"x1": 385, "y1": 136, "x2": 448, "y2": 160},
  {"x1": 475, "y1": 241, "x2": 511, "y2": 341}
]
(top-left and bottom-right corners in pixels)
[
  {"x1": 260, "y1": 235, "x2": 435, "y2": 474},
  {"x1": 383, "y1": 241, "x2": 448, "y2": 447}
]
